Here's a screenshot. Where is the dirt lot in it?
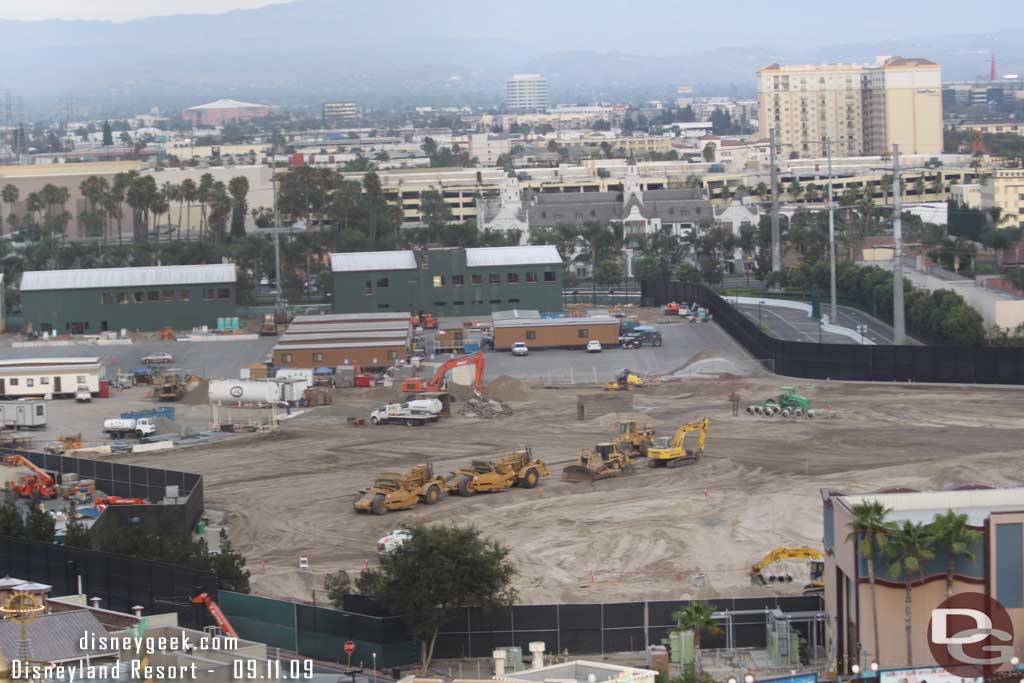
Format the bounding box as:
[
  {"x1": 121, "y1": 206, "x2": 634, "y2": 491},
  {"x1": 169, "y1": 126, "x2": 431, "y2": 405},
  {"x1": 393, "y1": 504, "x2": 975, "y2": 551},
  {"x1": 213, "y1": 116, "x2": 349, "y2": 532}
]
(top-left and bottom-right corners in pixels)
[{"x1": 115, "y1": 374, "x2": 1024, "y2": 606}]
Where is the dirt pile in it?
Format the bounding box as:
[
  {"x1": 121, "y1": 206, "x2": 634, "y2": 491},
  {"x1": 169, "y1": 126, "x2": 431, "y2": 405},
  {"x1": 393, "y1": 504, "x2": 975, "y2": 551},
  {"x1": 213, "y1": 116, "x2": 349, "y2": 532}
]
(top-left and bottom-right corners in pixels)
[
  {"x1": 458, "y1": 397, "x2": 513, "y2": 418},
  {"x1": 179, "y1": 378, "x2": 209, "y2": 406},
  {"x1": 485, "y1": 375, "x2": 531, "y2": 402}
]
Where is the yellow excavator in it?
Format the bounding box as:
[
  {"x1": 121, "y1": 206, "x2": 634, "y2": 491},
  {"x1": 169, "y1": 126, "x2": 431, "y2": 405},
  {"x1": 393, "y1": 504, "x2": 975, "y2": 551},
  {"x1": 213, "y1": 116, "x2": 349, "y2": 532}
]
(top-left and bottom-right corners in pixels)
[
  {"x1": 750, "y1": 546, "x2": 825, "y2": 595},
  {"x1": 646, "y1": 417, "x2": 709, "y2": 468},
  {"x1": 603, "y1": 369, "x2": 645, "y2": 392}
]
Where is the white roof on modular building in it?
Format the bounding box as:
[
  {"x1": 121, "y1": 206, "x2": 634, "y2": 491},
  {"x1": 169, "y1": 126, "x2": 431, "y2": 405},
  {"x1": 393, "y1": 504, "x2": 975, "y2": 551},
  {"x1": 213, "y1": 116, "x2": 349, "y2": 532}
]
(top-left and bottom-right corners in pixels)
[
  {"x1": 492, "y1": 309, "x2": 542, "y2": 321},
  {"x1": 291, "y1": 312, "x2": 410, "y2": 324},
  {"x1": 20, "y1": 264, "x2": 236, "y2": 292},
  {"x1": 329, "y1": 251, "x2": 417, "y2": 273},
  {"x1": 465, "y1": 245, "x2": 561, "y2": 267},
  {"x1": 492, "y1": 315, "x2": 618, "y2": 328},
  {"x1": 279, "y1": 331, "x2": 410, "y2": 344},
  {"x1": 0, "y1": 357, "x2": 102, "y2": 374},
  {"x1": 274, "y1": 340, "x2": 407, "y2": 351}
]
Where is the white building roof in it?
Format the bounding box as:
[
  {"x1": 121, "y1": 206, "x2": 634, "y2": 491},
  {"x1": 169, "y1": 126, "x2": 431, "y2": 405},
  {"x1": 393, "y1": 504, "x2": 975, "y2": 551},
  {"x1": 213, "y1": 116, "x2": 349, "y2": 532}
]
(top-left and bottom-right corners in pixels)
[
  {"x1": 329, "y1": 251, "x2": 417, "y2": 273},
  {"x1": 0, "y1": 357, "x2": 100, "y2": 368},
  {"x1": 465, "y1": 245, "x2": 561, "y2": 267},
  {"x1": 492, "y1": 309, "x2": 542, "y2": 321},
  {"x1": 186, "y1": 99, "x2": 268, "y2": 111},
  {"x1": 291, "y1": 312, "x2": 411, "y2": 324},
  {"x1": 20, "y1": 264, "x2": 236, "y2": 292},
  {"x1": 493, "y1": 315, "x2": 618, "y2": 329},
  {"x1": 837, "y1": 488, "x2": 1024, "y2": 526}
]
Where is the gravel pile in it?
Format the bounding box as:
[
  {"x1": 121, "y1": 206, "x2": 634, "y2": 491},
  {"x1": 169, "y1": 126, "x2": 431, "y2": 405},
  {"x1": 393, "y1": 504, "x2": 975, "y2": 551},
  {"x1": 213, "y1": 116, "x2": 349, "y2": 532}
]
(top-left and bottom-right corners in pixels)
[{"x1": 458, "y1": 397, "x2": 513, "y2": 418}]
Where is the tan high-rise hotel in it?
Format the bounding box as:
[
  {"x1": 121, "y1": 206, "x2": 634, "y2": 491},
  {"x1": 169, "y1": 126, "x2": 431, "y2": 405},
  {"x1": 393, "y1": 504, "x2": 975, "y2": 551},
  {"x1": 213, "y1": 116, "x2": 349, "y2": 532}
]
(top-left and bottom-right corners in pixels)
[{"x1": 758, "y1": 56, "x2": 942, "y2": 158}]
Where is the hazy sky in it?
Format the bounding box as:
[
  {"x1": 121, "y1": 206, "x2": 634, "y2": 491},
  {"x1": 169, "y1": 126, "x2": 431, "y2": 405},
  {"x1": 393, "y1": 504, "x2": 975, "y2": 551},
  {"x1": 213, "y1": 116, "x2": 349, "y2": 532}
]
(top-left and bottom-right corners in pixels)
[{"x1": 0, "y1": 0, "x2": 286, "y2": 21}]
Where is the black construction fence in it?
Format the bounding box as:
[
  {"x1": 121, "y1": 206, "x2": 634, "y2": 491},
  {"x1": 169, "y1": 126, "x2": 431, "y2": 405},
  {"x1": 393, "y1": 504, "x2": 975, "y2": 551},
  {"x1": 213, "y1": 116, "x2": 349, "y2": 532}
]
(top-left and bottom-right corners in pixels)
[
  {"x1": 0, "y1": 534, "x2": 218, "y2": 629},
  {"x1": 643, "y1": 280, "x2": 1024, "y2": 384},
  {"x1": 431, "y1": 595, "x2": 823, "y2": 660},
  {"x1": 0, "y1": 446, "x2": 204, "y2": 541}
]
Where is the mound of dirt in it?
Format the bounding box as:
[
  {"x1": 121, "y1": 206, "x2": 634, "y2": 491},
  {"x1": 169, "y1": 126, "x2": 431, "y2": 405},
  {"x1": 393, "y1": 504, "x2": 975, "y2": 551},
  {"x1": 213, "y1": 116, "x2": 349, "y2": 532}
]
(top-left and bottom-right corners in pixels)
[
  {"x1": 485, "y1": 375, "x2": 531, "y2": 402},
  {"x1": 179, "y1": 378, "x2": 209, "y2": 405},
  {"x1": 669, "y1": 349, "x2": 723, "y2": 374}
]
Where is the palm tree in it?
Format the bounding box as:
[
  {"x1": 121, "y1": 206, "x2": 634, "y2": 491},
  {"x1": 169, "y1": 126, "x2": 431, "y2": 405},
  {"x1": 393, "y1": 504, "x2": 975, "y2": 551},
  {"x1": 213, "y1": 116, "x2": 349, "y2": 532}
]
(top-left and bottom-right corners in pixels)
[
  {"x1": 847, "y1": 500, "x2": 896, "y2": 667},
  {"x1": 930, "y1": 510, "x2": 982, "y2": 599},
  {"x1": 753, "y1": 182, "x2": 769, "y2": 202},
  {"x1": 672, "y1": 602, "x2": 720, "y2": 683},
  {"x1": 1, "y1": 184, "x2": 18, "y2": 236},
  {"x1": 886, "y1": 521, "x2": 935, "y2": 665},
  {"x1": 197, "y1": 173, "x2": 215, "y2": 239},
  {"x1": 180, "y1": 178, "x2": 198, "y2": 240}
]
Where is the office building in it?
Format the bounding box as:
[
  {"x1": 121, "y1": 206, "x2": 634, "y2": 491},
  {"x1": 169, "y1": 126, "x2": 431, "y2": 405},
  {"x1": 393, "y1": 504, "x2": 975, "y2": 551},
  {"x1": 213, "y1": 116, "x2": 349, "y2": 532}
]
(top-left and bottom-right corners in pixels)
[
  {"x1": 981, "y1": 169, "x2": 1024, "y2": 228},
  {"x1": 19, "y1": 264, "x2": 237, "y2": 334},
  {"x1": 758, "y1": 56, "x2": 942, "y2": 158},
  {"x1": 322, "y1": 101, "x2": 361, "y2": 127},
  {"x1": 181, "y1": 98, "x2": 271, "y2": 126},
  {"x1": 823, "y1": 487, "x2": 1024, "y2": 672},
  {"x1": 505, "y1": 74, "x2": 549, "y2": 112},
  {"x1": 329, "y1": 246, "x2": 563, "y2": 316}
]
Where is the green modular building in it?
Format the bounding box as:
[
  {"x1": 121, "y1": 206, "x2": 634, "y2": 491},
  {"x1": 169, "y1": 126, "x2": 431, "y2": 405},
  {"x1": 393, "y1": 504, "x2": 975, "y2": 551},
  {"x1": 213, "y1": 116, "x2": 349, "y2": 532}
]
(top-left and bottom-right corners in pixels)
[
  {"x1": 330, "y1": 246, "x2": 563, "y2": 316},
  {"x1": 20, "y1": 264, "x2": 237, "y2": 334}
]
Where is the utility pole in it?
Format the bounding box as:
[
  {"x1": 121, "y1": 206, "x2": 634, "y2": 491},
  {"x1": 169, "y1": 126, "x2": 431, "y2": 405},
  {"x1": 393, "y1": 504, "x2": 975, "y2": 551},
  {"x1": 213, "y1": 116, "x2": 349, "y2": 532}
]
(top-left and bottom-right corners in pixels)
[
  {"x1": 892, "y1": 143, "x2": 905, "y2": 345},
  {"x1": 271, "y1": 148, "x2": 283, "y2": 309},
  {"x1": 769, "y1": 128, "x2": 781, "y2": 272},
  {"x1": 826, "y1": 137, "x2": 837, "y2": 322}
]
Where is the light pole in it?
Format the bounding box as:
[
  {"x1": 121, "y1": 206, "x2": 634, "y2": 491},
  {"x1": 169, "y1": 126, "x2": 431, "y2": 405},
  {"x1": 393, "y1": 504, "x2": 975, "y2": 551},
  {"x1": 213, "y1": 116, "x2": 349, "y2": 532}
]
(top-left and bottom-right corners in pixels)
[
  {"x1": 891, "y1": 143, "x2": 905, "y2": 345},
  {"x1": 371, "y1": 652, "x2": 377, "y2": 683},
  {"x1": 769, "y1": 128, "x2": 781, "y2": 272},
  {"x1": 271, "y1": 147, "x2": 283, "y2": 309},
  {"x1": 826, "y1": 136, "x2": 837, "y2": 323},
  {"x1": 758, "y1": 300, "x2": 764, "y2": 330}
]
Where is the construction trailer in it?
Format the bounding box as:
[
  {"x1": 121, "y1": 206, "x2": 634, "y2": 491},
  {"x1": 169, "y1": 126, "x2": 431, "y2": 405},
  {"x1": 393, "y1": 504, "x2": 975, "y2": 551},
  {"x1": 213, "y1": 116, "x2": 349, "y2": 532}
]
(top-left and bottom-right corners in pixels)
[
  {"x1": 0, "y1": 358, "x2": 103, "y2": 398},
  {"x1": 273, "y1": 313, "x2": 412, "y2": 369},
  {"x1": 0, "y1": 400, "x2": 47, "y2": 429},
  {"x1": 492, "y1": 310, "x2": 620, "y2": 350}
]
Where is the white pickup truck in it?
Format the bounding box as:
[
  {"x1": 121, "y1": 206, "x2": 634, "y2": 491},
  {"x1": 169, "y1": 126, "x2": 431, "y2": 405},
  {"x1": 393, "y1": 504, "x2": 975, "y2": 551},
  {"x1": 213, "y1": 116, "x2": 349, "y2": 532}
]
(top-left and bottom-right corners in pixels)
[
  {"x1": 102, "y1": 417, "x2": 157, "y2": 438},
  {"x1": 75, "y1": 385, "x2": 92, "y2": 402},
  {"x1": 369, "y1": 398, "x2": 442, "y2": 427}
]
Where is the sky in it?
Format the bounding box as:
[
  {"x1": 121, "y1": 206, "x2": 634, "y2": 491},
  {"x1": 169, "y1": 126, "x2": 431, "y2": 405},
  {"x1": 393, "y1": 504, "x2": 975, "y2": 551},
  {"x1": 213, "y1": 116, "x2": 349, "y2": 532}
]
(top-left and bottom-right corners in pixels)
[{"x1": 0, "y1": 0, "x2": 287, "y2": 21}]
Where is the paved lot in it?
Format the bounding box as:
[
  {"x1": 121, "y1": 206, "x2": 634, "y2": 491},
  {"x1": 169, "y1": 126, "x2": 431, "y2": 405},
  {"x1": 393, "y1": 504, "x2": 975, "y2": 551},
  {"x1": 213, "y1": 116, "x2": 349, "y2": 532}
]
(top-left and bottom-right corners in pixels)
[{"x1": 735, "y1": 302, "x2": 915, "y2": 345}]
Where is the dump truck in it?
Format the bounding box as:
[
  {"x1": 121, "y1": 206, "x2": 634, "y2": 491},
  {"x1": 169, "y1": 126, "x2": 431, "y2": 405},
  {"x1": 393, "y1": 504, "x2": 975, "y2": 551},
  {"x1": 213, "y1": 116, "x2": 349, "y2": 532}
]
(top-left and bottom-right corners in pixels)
[
  {"x1": 613, "y1": 420, "x2": 655, "y2": 457},
  {"x1": 561, "y1": 443, "x2": 635, "y2": 483},
  {"x1": 647, "y1": 417, "x2": 709, "y2": 468},
  {"x1": 747, "y1": 386, "x2": 819, "y2": 417},
  {"x1": 447, "y1": 447, "x2": 549, "y2": 496},
  {"x1": 353, "y1": 464, "x2": 447, "y2": 514}
]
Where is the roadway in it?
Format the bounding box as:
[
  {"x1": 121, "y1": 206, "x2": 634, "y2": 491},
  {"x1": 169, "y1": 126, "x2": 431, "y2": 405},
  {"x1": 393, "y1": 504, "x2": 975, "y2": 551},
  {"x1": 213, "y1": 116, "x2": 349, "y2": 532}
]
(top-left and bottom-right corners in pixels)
[{"x1": 735, "y1": 301, "x2": 917, "y2": 345}]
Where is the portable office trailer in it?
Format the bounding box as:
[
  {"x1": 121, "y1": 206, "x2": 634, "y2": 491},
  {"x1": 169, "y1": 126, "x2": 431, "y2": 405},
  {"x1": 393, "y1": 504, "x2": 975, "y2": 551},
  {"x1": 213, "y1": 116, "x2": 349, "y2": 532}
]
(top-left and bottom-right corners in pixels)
[
  {"x1": 492, "y1": 316, "x2": 620, "y2": 350},
  {"x1": 0, "y1": 400, "x2": 47, "y2": 428},
  {"x1": 273, "y1": 341, "x2": 407, "y2": 369},
  {"x1": 0, "y1": 358, "x2": 103, "y2": 398}
]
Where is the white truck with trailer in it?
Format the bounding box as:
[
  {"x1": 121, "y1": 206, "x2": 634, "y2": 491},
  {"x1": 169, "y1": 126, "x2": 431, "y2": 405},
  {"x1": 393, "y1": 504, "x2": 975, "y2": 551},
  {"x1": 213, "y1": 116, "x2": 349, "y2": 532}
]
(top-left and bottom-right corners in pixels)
[
  {"x1": 369, "y1": 398, "x2": 442, "y2": 427},
  {"x1": 102, "y1": 417, "x2": 157, "y2": 438}
]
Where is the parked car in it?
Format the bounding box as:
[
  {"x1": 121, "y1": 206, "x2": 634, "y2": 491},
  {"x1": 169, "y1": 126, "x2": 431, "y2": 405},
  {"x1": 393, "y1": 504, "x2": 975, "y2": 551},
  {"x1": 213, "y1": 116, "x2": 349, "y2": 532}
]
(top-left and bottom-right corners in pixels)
[
  {"x1": 377, "y1": 529, "x2": 412, "y2": 554},
  {"x1": 511, "y1": 342, "x2": 529, "y2": 356},
  {"x1": 142, "y1": 352, "x2": 174, "y2": 365},
  {"x1": 586, "y1": 340, "x2": 603, "y2": 353},
  {"x1": 620, "y1": 335, "x2": 641, "y2": 349}
]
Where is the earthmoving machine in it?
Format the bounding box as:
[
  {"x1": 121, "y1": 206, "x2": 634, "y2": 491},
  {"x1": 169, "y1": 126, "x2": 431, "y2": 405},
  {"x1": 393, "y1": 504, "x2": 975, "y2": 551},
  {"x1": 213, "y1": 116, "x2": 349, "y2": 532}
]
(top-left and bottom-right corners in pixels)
[
  {"x1": 747, "y1": 386, "x2": 815, "y2": 417},
  {"x1": 2, "y1": 455, "x2": 56, "y2": 499},
  {"x1": 259, "y1": 314, "x2": 279, "y2": 336},
  {"x1": 750, "y1": 546, "x2": 825, "y2": 595},
  {"x1": 354, "y1": 464, "x2": 447, "y2": 515},
  {"x1": 191, "y1": 592, "x2": 239, "y2": 638},
  {"x1": 402, "y1": 351, "x2": 485, "y2": 395},
  {"x1": 561, "y1": 443, "x2": 635, "y2": 483},
  {"x1": 157, "y1": 371, "x2": 186, "y2": 402},
  {"x1": 647, "y1": 417, "x2": 709, "y2": 468},
  {"x1": 603, "y1": 369, "x2": 645, "y2": 392},
  {"x1": 447, "y1": 447, "x2": 549, "y2": 496},
  {"x1": 614, "y1": 420, "x2": 655, "y2": 457},
  {"x1": 664, "y1": 302, "x2": 682, "y2": 315}
]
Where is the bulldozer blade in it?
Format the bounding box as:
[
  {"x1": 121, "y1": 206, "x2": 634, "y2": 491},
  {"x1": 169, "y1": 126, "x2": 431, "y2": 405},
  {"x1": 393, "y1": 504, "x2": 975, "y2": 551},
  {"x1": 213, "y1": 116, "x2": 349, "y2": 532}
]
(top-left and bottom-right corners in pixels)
[{"x1": 561, "y1": 465, "x2": 596, "y2": 483}]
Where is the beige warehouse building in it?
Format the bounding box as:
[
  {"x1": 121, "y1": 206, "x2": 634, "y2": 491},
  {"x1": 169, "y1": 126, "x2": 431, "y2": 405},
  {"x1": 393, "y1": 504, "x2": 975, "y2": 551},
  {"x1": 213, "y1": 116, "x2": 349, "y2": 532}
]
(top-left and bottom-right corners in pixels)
[{"x1": 758, "y1": 56, "x2": 942, "y2": 158}]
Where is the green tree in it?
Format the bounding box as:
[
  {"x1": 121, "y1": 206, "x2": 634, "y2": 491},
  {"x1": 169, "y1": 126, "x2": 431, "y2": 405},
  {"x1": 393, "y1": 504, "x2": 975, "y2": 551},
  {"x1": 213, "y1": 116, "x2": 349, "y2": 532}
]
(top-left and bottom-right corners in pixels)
[
  {"x1": 356, "y1": 524, "x2": 516, "y2": 670},
  {"x1": 419, "y1": 190, "x2": 454, "y2": 233},
  {"x1": 102, "y1": 120, "x2": 114, "y2": 146},
  {"x1": 207, "y1": 529, "x2": 251, "y2": 593},
  {"x1": 701, "y1": 142, "x2": 716, "y2": 163},
  {"x1": 228, "y1": 176, "x2": 250, "y2": 240},
  {"x1": 324, "y1": 570, "x2": 351, "y2": 609},
  {"x1": 180, "y1": 178, "x2": 198, "y2": 239},
  {"x1": 847, "y1": 500, "x2": 896, "y2": 666},
  {"x1": 672, "y1": 602, "x2": 720, "y2": 683},
  {"x1": 594, "y1": 257, "x2": 623, "y2": 285},
  {"x1": 886, "y1": 521, "x2": 935, "y2": 665},
  {"x1": 63, "y1": 505, "x2": 91, "y2": 548},
  {"x1": 2, "y1": 184, "x2": 19, "y2": 236},
  {"x1": 929, "y1": 509, "x2": 982, "y2": 599},
  {"x1": 197, "y1": 173, "x2": 215, "y2": 238},
  {"x1": 0, "y1": 501, "x2": 24, "y2": 537},
  {"x1": 25, "y1": 501, "x2": 55, "y2": 542},
  {"x1": 207, "y1": 181, "x2": 233, "y2": 243}
]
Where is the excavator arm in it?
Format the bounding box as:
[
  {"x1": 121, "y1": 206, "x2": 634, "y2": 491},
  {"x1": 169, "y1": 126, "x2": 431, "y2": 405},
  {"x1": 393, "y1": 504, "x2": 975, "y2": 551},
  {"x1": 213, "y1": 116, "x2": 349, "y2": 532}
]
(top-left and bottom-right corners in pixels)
[
  {"x1": 750, "y1": 546, "x2": 824, "y2": 575},
  {"x1": 191, "y1": 593, "x2": 239, "y2": 638},
  {"x1": 670, "y1": 417, "x2": 710, "y2": 453},
  {"x1": 2, "y1": 455, "x2": 55, "y2": 486},
  {"x1": 425, "y1": 351, "x2": 485, "y2": 393}
]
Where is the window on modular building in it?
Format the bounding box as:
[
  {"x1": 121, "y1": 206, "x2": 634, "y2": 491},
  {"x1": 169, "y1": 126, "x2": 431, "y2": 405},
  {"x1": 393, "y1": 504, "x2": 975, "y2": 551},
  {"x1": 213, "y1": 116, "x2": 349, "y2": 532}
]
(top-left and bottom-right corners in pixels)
[
  {"x1": 101, "y1": 293, "x2": 113, "y2": 305},
  {"x1": 490, "y1": 299, "x2": 501, "y2": 304},
  {"x1": 218, "y1": 288, "x2": 231, "y2": 300},
  {"x1": 433, "y1": 275, "x2": 445, "y2": 288},
  {"x1": 36, "y1": 405, "x2": 43, "y2": 416},
  {"x1": 507, "y1": 273, "x2": 519, "y2": 284},
  {"x1": 118, "y1": 293, "x2": 130, "y2": 304},
  {"x1": 364, "y1": 280, "x2": 373, "y2": 294},
  {"x1": 471, "y1": 274, "x2": 482, "y2": 284},
  {"x1": 578, "y1": 329, "x2": 589, "y2": 338},
  {"x1": 313, "y1": 353, "x2": 324, "y2": 362},
  {"x1": 147, "y1": 291, "x2": 160, "y2": 302},
  {"x1": 180, "y1": 290, "x2": 191, "y2": 302},
  {"x1": 525, "y1": 272, "x2": 537, "y2": 283},
  {"x1": 434, "y1": 301, "x2": 446, "y2": 307},
  {"x1": 544, "y1": 271, "x2": 557, "y2": 282},
  {"x1": 26, "y1": 379, "x2": 33, "y2": 388},
  {"x1": 77, "y1": 376, "x2": 86, "y2": 383},
  {"x1": 508, "y1": 298, "x2": 520, "y2": 304},
  {"x1": 40, "y1": 377, "x2": 49, "y2": 385},
  {"x1": 377, "y1": 303, "x2": 390, "y2": 309},
  {"x1": 452, "y1": 275, "x2": 464, "y2": 286},
  {"x1": 526, "y1": 331, "x2": 536, "y2": 340},
  {"x1": 8, "y1": 379, "x2": 16, "y2": 386},
  {"x1": 473, "y1": 298, "x2": 483, "y2": 305},
  {"x1": 376, "y1": 277, "x2": 389, "y2": 288},
  {"x1": 283, "y1": 354, "x2": 293, "y2": 363},
  {"x1": 132, "y1": 291, "x2": 143, "y2": 303},
  {"x1": 163, "y1": 290, "x2": 175, "y2": 303},
  {"x1": 489, "y1": 273, "x2": 500, "y2": 284},
  {"x1": 453, "y1": 301, "x2": 465, "y2": 306}
]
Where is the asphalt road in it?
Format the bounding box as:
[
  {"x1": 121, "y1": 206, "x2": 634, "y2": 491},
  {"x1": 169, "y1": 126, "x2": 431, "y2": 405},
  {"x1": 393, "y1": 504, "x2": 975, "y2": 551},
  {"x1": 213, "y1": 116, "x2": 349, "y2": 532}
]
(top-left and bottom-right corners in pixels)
[{"x1": 735, "y1": 302, "x2": 917, "y2": 346}]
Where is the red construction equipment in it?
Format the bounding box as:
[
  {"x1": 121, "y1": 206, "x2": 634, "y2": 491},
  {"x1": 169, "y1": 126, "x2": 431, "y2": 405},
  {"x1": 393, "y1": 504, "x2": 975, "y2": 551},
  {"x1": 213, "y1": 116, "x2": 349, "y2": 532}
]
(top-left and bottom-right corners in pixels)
[
  {"x1": 93, "y1": 496, "x2": 148, "y2": 512},
  {"x1": 411, "y1": 313, "x2": 438, "y2": 329},
  {"x1": 191, "y1": 592, "x2": 239, "y2": 637},
  {"x1": 401, "y1": 351, "x2": 485, "y2": 394},
  {"x1": 2, "y1": 455, "x2": 56, "y2": 499}
]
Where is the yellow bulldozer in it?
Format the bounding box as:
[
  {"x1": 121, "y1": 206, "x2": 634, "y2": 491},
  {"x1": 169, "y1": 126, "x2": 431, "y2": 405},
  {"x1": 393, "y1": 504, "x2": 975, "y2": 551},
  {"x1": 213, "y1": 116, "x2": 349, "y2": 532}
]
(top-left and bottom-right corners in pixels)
[
  {"x1": 750, "y1": 546, "x2": 825, "y2": 595},
  {"x1": 603, "y1": 369, "x2": 645, "y2": 392},
  {"x1": 647, "y1": 417, "x2": 709, "y2": 468},
  {"x1": 614, "y1": 420, "x2": 655, "y2": 457},
  {"x1": 561, "y1": 443, "x2": 635, "y2": 483},
  {"x1": 447, "y1": 447, "x2": 549, "y2": 496},
  {"x1": 354, "y1": 464, "x2": 447, "y2": 515}
]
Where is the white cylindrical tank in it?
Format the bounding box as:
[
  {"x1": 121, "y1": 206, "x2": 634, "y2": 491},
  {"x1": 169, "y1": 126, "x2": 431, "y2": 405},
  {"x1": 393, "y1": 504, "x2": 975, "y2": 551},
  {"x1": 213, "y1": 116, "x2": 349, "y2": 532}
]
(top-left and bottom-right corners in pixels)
[{"x1": 208, "y1": 380, "x2": 280, "y2": 406}]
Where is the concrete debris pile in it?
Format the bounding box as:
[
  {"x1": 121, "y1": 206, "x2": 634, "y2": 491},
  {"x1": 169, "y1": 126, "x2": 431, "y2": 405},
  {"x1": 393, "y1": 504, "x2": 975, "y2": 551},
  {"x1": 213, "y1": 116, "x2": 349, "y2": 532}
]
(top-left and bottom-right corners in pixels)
[{"x1": 458, "y1": 397, "x2": 513, "y2": 418}]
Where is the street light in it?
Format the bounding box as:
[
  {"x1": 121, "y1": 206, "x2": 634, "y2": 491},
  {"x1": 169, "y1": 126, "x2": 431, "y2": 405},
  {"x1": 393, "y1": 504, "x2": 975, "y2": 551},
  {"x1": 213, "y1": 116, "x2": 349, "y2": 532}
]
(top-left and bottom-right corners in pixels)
[
  {"x1": 851, "y1": 665, "x2": 861, "y2": 676},
  {"x1": 870, "y1": 663, "x2": 879, "y2": 673},
  {"x1": 371, "y1": 652, "x2": 377, "y2": 683},
  {"x1": 744, "y1": 675, "x2": 754, "y2": 683}
]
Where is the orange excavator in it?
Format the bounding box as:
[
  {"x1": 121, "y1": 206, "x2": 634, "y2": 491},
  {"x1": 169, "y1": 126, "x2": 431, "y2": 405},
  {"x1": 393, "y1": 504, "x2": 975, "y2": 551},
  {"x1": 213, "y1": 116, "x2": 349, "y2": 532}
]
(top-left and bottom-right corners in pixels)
[
  {"x1": 410, "y1": 313, "x2": 438, "y2": 329},
  {"x1": 401, "y1": 351, "x2": 485, "y2": 394},
  {"x1": 93, "y1": 496, "x2": 148, "y2": 512},
  {"x1": 2, "y1": 455, "x2": 56, "y2": 499},
  {"x1": 191, "y1": 592, "x2": 239, "y2": 638}
]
